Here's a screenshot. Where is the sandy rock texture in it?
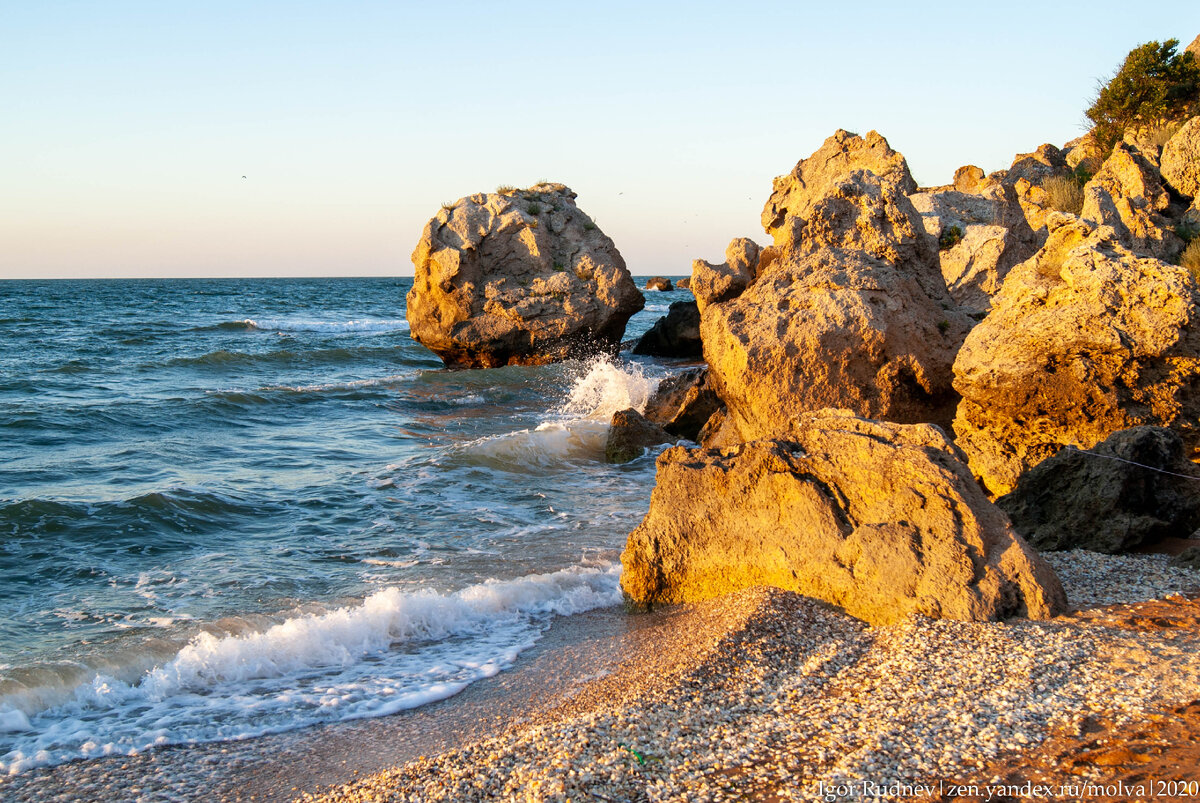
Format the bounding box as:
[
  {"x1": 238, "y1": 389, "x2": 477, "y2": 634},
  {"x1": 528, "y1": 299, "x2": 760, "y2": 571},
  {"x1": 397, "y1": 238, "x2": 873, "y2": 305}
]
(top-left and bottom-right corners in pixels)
[
  {"x1": 620, "y1": 410, "x2": 1066, "y2": 626},
  {"x1": 952, "y1": 214, "x2": 1200, "y2": 497},
  {"x1": 690, "y1": 237, "x2": 761, "y2": 315},
  {"x1": 407, "y1": 183, "x2": 643, "y2": 368},
  {"x1": 702, "y1": 248, "x2": 967, "y2": 439},
  {"x1": 910, "y1": 177, "x2": 1039, "y2": 313},
  {"x1": 1081, "y1": 141, "x2": 1183, "y2": 261},
  {"x1": 997, "y1": 426, "x2": 1200, "y2": 554},
  {"x1": 699, "y1": 131, "x2": 969, "y2": 442},
  {"x1": 1162, "y1": 116, "x2": 1200, "y2": 203},
  {"x1": 642, "y1": 368, "x2": 722, "y2": 441}
]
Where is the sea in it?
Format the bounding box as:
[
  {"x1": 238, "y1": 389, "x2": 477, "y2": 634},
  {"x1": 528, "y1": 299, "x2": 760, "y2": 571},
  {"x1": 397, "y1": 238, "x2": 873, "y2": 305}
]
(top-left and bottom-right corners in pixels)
[{"x1": 0, "y1": 276, "x2": 692, "y2": 779}]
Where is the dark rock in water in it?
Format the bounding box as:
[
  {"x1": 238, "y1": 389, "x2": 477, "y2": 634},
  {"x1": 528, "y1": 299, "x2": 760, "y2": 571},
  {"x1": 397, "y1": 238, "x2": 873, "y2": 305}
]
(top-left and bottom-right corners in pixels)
[
  {"x1": 645, "y1": 276, "x2": 673, "y2": 291},
  {"x1": 1172, "y1": 545, "x2": 1200, "y2": 570},
  {"x1": 676, "y1": 276, "x2": 691, "y2": 290},
  {"x1": 407, "y1": 183, "x2": 643, "y2": 368},
  {"x1": 997, "y1": 426, "x2": 1200, "y2": 554},
  {"x1": 632, "y1": 301, "x2": 702, "y2": 358},
  {"x1": 643, "y1": 368, "x2": 722, "y2": 441},
  {"x1": 605, "y1": 408, "x2": 673, "y2": 464},
  {"x1": 620, "y1": 410, "x2": 1066, "y2": 625}
]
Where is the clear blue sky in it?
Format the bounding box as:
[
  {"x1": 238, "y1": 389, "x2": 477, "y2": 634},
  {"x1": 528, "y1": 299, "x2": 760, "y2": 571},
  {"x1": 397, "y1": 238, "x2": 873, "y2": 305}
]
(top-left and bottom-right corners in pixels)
[{"x1": 2, "y1": 1, "x2": 1198, "y2": 279}]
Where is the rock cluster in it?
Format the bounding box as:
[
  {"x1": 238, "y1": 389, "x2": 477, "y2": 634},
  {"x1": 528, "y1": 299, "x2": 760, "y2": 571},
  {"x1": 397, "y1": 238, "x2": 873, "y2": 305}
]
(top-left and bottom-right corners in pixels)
[
  {"x1": 640, "y1": 368, "x2": 721, "y2": 441},
  {"x1": 952, "y1": 214, "x2": 1200, "y2": 496},
  {"x1": 997, "y1": 427, "x2": 1200, "y2": 553},
  {"x1": 621, "y1": 410, "x2": 1066, "y2": 625},
  {"x1": 407, "y1": 183, "x2": 643, "y2": 368},
  {"x1": 699, "y1": 131, "x2": 969, "y2": 441},
  {"x1": 910, "y1": 176, "x2": 1039, "y2": 312}
]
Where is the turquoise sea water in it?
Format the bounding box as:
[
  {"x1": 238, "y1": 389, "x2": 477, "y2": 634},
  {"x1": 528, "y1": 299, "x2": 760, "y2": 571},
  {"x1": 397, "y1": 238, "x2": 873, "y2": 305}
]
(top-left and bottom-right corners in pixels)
[{"x1": 0, "y1": 277, "x2": 689, "y2": 775}]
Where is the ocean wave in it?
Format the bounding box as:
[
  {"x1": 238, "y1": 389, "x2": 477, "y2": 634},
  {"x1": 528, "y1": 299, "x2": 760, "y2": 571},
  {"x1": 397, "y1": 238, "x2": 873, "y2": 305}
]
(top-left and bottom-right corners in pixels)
[
  {"x1": 167, "y1": 345, "x2": 411, "y2": 370},
  {"x1": 1, "y1": 489, "x2": 270, "y2": 541},
  {"x1": 0, "y1": 562, "x2": 621, "y2": 775},
  {"x1": 244, "y1": 318, "x2": 410, "y2": 334}
]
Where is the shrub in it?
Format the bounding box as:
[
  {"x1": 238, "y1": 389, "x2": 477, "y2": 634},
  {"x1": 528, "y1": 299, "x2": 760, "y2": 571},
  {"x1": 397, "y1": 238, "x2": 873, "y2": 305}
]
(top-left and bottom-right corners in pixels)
[
  {"x1": 527, "y1": 203, "x2": 542, "y2": 215},
  {"x1": 1043, "y1": 175, "x2": 1085, "y2": 214},
  {"x1": 440, "y1": 201, "x2": 457, "y2": 213},
  {"x1": 496, "y1": 184, "x2": 518, "y2": 195},
  {"x1": 1174, "y1": 220, "x2": 1200, "y2": 244},
  {"x1": 1181, "y1": 239, "x2": 1200, "y2": 281},
  {"x1": 938, "y1": 225, "x2": 964, "y2": 251},
  {"x1": 1086, "y1": 39, "x2": 1200, "y2": 152}
]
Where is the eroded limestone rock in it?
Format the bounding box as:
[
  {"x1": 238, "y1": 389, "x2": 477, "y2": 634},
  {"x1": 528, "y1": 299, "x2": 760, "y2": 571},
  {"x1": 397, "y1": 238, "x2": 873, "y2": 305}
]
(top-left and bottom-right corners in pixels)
[
  {"x1": 691, "y1": 237, "x2": 761, "y2": 315},
  {"x1": 953, "y1": 214, "x2": 1200, "y2": 496},
  {"x1": 407, "y1": 183, "x2": 643, "y2": 367},
  {"x1": 1081, "y1": 142, "x2": 1183, "y2": 262},
  {"x1": 997, "y1": 427, "x2": 1200, "y2": 553},
  {"x1": 620, "y1": 410, "x2": 1066, "y2": 625}
]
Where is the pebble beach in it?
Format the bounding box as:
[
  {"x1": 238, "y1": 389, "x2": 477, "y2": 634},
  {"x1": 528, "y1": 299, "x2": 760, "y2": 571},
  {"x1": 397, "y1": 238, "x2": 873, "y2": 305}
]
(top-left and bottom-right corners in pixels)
[{"x1": 302, "y1": 551, "x2": 1200, "y2": 803}]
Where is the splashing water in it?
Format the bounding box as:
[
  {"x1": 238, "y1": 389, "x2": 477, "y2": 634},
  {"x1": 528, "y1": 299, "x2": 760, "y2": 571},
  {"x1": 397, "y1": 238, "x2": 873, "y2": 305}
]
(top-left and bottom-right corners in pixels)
[{"x1": 559, "y1": 357, "x2": 656, "y2": 421}]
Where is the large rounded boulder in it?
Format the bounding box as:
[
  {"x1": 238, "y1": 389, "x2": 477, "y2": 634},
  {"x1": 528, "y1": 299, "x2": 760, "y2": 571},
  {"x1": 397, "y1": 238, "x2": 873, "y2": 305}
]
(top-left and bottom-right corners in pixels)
[
  {"x1": 407, "y1": 183, "x2": 643, "y2": 368},
  {"x1": 620, "y1": 410, "x2": 1066, "y2": 626}
]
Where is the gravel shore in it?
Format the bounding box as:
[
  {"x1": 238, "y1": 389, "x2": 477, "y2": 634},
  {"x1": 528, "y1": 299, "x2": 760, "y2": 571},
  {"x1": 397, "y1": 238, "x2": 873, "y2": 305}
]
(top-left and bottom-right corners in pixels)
[{"x1": 300, "y1": 551, "x2": 1200, "y2": 803}]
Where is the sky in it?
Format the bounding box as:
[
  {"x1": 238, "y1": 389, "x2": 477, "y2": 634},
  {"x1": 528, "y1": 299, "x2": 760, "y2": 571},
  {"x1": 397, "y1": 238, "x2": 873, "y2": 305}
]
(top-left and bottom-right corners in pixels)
[{"x1": 2, "y1": 1, "x2": 1198, "y2": 279}]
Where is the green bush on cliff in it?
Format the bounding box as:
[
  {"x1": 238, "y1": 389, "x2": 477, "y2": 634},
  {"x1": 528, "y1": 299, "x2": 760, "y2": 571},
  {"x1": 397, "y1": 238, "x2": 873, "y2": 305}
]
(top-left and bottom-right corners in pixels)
[{"x1": 1086, "y1": 39, "x2": 1200, "y2": 151}]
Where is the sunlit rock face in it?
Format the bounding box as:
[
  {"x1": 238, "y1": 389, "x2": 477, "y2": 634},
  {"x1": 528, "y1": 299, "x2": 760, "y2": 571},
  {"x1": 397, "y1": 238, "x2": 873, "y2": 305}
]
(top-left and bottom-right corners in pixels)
[
  {"x1": 701, "y1": 247, "x2": 967, "y2": 441},
  {"x1": 1161, "y1": 116, "x2": 1200, "y2": 219},
  {"x1": 952, "y1": 214, "x2": 1200, "y2": 497},
  {"x1": 910, "y1": 176, "x2": 1039, "y2": 314},
  {"x1": 696, "y1": 130, "x2": 970, "y2": 443},
  {"x1": 1080, "y1": 142, "x2": 1183, "y2": 262},
  {"x1": 690, "y1": 237, "x2": 761, "y2": 315},
  {"x1": 620, "y1": 410, "x2": 1066, "y2": 626},
  {"x1": 407, "y1": 183, "x2": 643, "y2": 368}
]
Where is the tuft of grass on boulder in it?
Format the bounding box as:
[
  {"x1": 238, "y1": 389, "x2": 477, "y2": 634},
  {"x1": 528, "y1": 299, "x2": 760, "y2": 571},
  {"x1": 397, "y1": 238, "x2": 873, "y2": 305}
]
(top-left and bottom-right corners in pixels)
[{"x1": 1043, "y1": 175, "x2": 1084, "y2": 215}]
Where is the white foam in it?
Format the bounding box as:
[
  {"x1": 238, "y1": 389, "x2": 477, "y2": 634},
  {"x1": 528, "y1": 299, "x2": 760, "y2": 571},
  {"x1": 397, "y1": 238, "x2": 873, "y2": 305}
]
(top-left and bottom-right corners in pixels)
[
  {"x1": 262, "y1": 374, "x2": 412, "y2": 393},
  {"x1": 243, "y1": 318, "x2": 410, "y2": 334},
  {"x1": 0, "y1": 563, "x2": 621, "y2": 775},
  {"x1": 559, "y1": 357, "x2": 655, "y2": 422},
  {"x1": 361, "y1": 558, "x2": 418, "y2": 569}
]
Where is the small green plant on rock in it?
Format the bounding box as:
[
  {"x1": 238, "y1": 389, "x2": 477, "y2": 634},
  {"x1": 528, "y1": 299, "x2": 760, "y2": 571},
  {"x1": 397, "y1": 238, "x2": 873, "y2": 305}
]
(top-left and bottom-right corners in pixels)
[
  {"x1": 1175, "y1": 220, "x2": 1200, "y2": 245},
  {"x1": 937, "y1": 319, "x2": 950, "y2": 334},
  {"x1": 939, "y1": 225, "x2": 964, "y2": 251},
  {"x1": 527, "y1": 203, "x2": 542, "y2": 215}
]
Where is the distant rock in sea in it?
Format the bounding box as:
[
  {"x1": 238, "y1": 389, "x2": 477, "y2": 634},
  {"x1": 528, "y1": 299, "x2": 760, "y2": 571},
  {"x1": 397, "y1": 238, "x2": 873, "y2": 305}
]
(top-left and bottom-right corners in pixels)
[
  {"x1": 406, "y1": 183, "x2": 643, "y2": 368},
  {"x1": 644, "y1": 276, "x2": 673, "y2": 291}
]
